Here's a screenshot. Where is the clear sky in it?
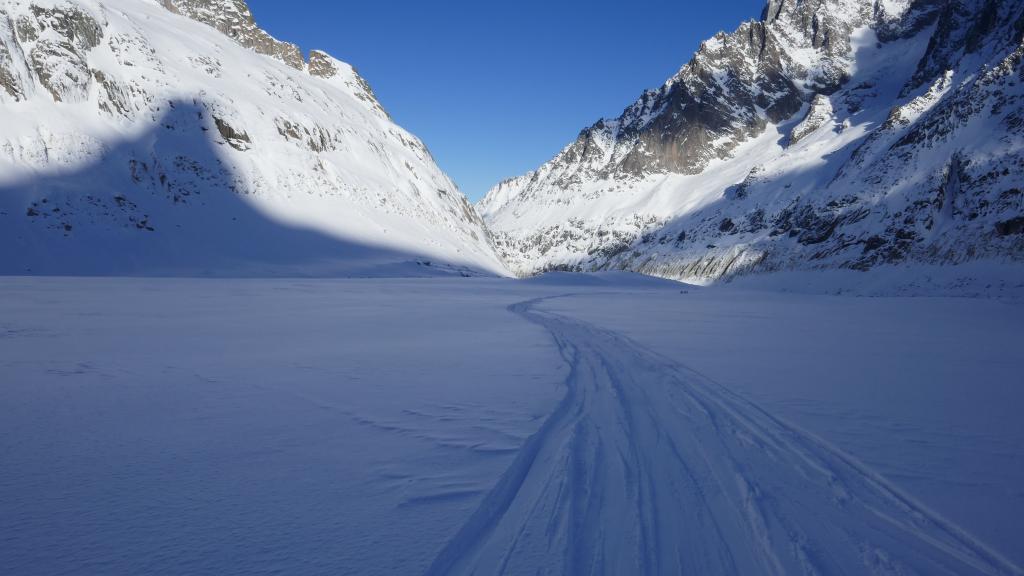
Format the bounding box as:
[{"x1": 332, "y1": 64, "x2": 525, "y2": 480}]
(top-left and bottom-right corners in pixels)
[{"x1": 246, "y1": 0, "x2": 766, "y2": 201}]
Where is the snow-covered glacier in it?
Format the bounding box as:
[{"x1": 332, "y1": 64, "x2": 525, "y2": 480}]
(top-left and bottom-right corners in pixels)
[{"x1": 1, "y1": 274, "x2": 1023, "y2": 574}]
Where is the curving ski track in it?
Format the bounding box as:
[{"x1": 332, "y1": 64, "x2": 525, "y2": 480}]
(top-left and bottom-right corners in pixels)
[{"x1": 425, "y1": 295, "x2": 1022, "y2": 576}]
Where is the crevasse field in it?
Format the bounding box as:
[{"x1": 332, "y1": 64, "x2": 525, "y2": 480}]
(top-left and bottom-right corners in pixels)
[{"x1": 1, "y1": 272, "x2": 1022, "y2": 575}]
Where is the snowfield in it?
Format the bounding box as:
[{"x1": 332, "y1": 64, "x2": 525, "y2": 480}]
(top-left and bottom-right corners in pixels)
[{"x1": 1, "y1": 274, "x2": 1022, "y2": 575}]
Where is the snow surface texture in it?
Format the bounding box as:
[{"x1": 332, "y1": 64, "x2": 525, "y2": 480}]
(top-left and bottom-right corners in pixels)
[
  {"x1": 0, "y1": 0, "x2": 505, "y2": 276},
  {"x1": 1, "y1": 275, "x2": 1022, "y2": 574},
  {"x1": 479, "y1": 0, "x2": 1024, "y2": 283}
]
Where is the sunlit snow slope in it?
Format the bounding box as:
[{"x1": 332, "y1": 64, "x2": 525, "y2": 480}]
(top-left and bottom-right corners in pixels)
[
  {"x1": 0, "y1": 0, "x2": 505, "y2": 276},
  {"x1": 480, "y1": 0, "x2": 1024, "y2": 282}
]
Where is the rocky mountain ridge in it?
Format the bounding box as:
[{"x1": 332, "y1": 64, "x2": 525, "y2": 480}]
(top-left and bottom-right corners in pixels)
[
  {"x1": 161, "y1": 0, "x2": 304, "y2": 69},
  {"x1": 480, "y1": 0, "x2": 1024, "y2": 282}
]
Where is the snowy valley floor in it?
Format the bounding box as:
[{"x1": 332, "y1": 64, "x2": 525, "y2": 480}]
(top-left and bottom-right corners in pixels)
[{"x1": 1, "y1": 275, "x2": 1022, "y2": 574}]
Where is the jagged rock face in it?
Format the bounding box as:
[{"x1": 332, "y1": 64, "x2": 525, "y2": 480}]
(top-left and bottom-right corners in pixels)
[
  {"x1": 307, "y1": 49, "x2": 337, "y2": 77},
  {"x1": 789, "y1": 93, "x2": 834, "y2": 144},
  {"x1": 1, "y1": 2, "x2": 104, "y2": 101},
  {"x1": 483, "y1": 0, "x2": 881, "y2": 197},
  {"x1": 0, "y1": 0, "x2": 505, "y2": 276},
  {"x1": 481, "y1": 0, "x2": 1024, "y2": 282},
  {"x1": 612, "y1": 20, "x2": 803, "y2": 177},
  {"x1": 0, "y1": 14, "x2": 28, "y2": 99},
  {"x1": 905, "y1": 0, "x2": 1006, "y2": 93},
  {"x1": 162, "y1": 0, "x2": 303, "y2": 69}
]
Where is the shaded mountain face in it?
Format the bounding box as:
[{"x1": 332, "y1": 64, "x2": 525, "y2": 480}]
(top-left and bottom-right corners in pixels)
[
  {"x1": 0, "y1": 0, "x2": 505, "y2": 276},
  {"x1": 480, "y1": 0, "x2": 1024, "y2": 282}
]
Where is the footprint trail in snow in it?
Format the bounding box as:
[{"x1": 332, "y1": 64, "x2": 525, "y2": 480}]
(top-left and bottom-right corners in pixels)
[{"x1": 425, "y1": 295, "x2": 1022, "y2": 576}]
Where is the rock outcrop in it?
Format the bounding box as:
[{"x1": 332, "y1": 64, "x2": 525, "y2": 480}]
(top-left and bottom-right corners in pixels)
[{"x1": 161, "y1": 0, "x2": 303, "y2": 69}]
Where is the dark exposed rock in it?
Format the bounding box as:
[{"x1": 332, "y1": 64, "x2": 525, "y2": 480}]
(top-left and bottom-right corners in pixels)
[
  {"x1": 28, "y1": 3, "x2": 102, "y2": 49},
  {"x1": 612, "y1": 19, "x2": 806, "y2": 177},
  {"x1": 9, "y1": 3, "x2": 105, "y2": 102},
  {"x1": 213, "y1": 116, "x2": 251, "y2": 150},
  {"x1": 30, "y1": 38, "x2": 91, "y2": 102},
  {"x1": 862, "y1": 235, "x2": 886, "y2": 252},
  {"x1": 794, "y1": 206, "x2": 840, "y2": 245},
  {"x1": 903, "y1": 0, "x2": 1020, "y2": 95},
  {"x1": 94, "y1": 70, "x2": 151, "y2": 118},
  {"x1": 995, "y1": 216, "x2": 1024, "y2": 235},
  {"x1": 938, "y1": 153, "x2": 965, "y2": 222},
  {"x1": 0, "y1": 14, "x2": 28, "y2": 100},
  {"x1": 964, "y1": 0, "x2": 1000, "y2": 54},
  {"x1": 15, "y1": 14, "x2": 37, "y2": 42},
  {"x1": 790, "y1": 94, "x2": 833, "y2": 144},
  {"x1": 162, "y1": 0, "x2": 304, "y2": 69},
  {"x1": 307, "y1": 49, "x2": 337, "y2": 78},
  {"x1": 745, "y1": 209, "x2": 766, "y2": 233},
  {"x1": 275, "y1": 117, "x2": 302, "y2": 140}
]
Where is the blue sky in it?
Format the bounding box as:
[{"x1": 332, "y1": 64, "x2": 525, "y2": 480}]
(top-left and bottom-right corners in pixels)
[{"x1": 247, "y1": 0, "x2": 765, "y2": 201}]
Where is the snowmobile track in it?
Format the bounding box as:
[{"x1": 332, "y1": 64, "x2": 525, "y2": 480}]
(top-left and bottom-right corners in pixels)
[{"x1": 425, "y1": 294, "x2": 1022, "y2": 576}]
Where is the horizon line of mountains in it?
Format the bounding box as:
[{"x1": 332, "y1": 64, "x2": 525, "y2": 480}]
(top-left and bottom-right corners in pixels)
[{"x1": 1, "y1": 0, "x2": 1021, "y2": 281}]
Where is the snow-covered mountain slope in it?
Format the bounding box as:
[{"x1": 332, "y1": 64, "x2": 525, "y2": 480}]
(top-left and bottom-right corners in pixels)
[
  {"x1": 479, "y1": 0, "x2": 1024, "y2": 282},
  {"x1": 0, "y1": 0, "x2": 505, "y2": 276}
]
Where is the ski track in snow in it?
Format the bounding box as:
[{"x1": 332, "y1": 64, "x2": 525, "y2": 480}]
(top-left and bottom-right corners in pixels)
[{"x1": 425, "y1": 294, "x2": 1023, "y2": 576}]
